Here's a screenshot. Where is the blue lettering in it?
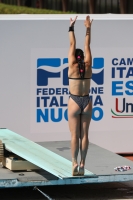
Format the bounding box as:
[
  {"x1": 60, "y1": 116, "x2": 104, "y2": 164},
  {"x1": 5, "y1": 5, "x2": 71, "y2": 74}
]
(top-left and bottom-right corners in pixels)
[
  {"x1": 91, "y1": 87, "x2": 97, "y2": 94},
  {"x1": 125, "y1": 81, "x2": 133, "y2": 95},
  {"x1": 89, "y1": 87, "x2": 104, "y2": 94},
  {"x1": 60, "y1": 96, "x2": 67, "y2": 107},
  {"x1": 94, "y1": 95, "x2": 103, "y2": 106},
  {"x1": 62, "y1": 88, "x2": 69, "y2": 95},
  {"x1": 42, "y1": 88, "x2": 48, "y2": 95},
  {"x1": 49, "y1": 97, "x2": 59, "y2": 107},
  {"x1": 56, "y1": 88, "x2": 61, "y2": 95},
  {"x1": 120, "y1": 58, "x2": 126, "y2": 65},
  {"x1": 37, "y1": 109, "x2": 48, "y2": 122},
  {"x1": 41, "y1": 97, "x2": 50, "y2": 107},
  {"x1": 127, "y1": 58, "x2": 133, "y2": 65},
  {"x1": 112, "y1": 81, "x2": 123, "y2": 96},
  {"x1": 126, "y1": 102, "x2": 133, "y2": 112},
  {"x1": 49, "y1": 88, "x2": 55, "y2": 95},
  {"x1": 37, "y1": 88, "x2": 42, "y2": 95},
  {"x1": 98, "y1": 87, "x2": 103, "y2": 94},
  {"x1": 112, "y1": 58, "x2": 133, "y2": 66},
  {"x1": 89, "y1": 95, "x2": 103, "y2": 106},
  {"x1": 117, "y1": 67, "x2": 126, "y2": 78},
  {"x1": 63, "y1": 67, "x2": 69, "y2": 86},
  {"x1": 51, "y1": 108, "x2": 62, "y2": 122},
  {"x1": 37, "y1": 107, "x2": 104, "y2": 122},
  {"x1": 92, "y1": 107, "x2": 103, "y2": 121},
  {"x1": 37, "y1": 97, "x2": 40, "y2": 107},
  {"x1": 112, "y1": 67, "x2": 115, "y2": 78},
  {"x1": 126, "y1": 67, "x2": 133, "y2": 78},
  {"x1": 112, "y1": 58, "x2": 118, "y2": 65}
]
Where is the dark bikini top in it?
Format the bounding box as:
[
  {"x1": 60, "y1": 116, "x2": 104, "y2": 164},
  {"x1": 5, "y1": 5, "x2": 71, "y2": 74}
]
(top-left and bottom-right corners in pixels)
[{"x1": 68, "y1": 60, "x2": 91, "y2": 80}]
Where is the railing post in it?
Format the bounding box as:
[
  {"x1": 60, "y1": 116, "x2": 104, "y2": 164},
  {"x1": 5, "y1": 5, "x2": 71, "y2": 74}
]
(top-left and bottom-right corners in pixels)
[
  {"x1": 39, "y1": 0, "x2": 42, "y2": 8},
  {"x1": 62, "y1": 0, "x2": 69, "y2": 12},
  {"x1": 17, "y1": 0, "x2": 21, "y2": 6},
  {"x1": 88, "y1": 0, "x2": 95, "y2": 14},
  {"x1": 119, "y1": 0, "x2": 127, "y2": 13}
]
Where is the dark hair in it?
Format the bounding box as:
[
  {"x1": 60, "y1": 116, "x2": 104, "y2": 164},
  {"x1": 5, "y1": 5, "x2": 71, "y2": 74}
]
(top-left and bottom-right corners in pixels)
[
  {"x1": 75, "y1": 48, "x2": 84, "y2": 60},
  {"x1": 75, "y1": 49, "x2": 85, "y2": 78}
]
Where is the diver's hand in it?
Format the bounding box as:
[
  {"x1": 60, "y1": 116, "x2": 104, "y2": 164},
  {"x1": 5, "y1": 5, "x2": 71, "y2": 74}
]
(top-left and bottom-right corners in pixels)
[
  {"x1": 84, "y1": 16, "x2": 93, "y2": 28},
  {"x1": 70, "y1": 16, "x2": 78, "y2": 27}
]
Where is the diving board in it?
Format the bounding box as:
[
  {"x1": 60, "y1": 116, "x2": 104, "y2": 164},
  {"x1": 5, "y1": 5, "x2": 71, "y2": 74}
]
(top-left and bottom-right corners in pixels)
[
  {"x1": 0, "y1": 129, "x2": 95, "y2": 179},
  {"x1": 0, "y1": 136, "x2": 133, "y2": 188}
]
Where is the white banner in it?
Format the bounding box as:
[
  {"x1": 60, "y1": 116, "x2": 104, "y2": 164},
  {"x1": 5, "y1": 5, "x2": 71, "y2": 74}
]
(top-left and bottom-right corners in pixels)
[
  {"x1": 30, "y1": 48, "x2": 133, "y2": 141},
  {"x1": 0, "y1": 15, "x2": 133, "y2": 152}
]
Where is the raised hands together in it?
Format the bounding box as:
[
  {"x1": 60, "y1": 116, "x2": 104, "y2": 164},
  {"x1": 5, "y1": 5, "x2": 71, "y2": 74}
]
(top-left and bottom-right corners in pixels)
[{"x1": 69, "y1": 16, "x2": 93, "y2": 28}]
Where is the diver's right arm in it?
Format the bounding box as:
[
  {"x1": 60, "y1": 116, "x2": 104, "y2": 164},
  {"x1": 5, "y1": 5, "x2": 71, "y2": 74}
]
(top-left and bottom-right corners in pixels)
[{"x1": 68, "y1": 16, "x2": 78, "y2": 66}]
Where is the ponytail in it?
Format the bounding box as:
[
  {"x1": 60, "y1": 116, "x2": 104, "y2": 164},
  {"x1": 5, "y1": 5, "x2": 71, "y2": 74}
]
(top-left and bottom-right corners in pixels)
[{"x1": 78, "y1": 60, "x2": 85, "y2": 79}]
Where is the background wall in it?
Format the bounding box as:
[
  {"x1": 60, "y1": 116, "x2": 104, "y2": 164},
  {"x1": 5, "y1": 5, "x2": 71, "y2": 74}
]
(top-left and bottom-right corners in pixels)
[{"x1": 0, "y1": 15, "x2": 133, "y2": 153}]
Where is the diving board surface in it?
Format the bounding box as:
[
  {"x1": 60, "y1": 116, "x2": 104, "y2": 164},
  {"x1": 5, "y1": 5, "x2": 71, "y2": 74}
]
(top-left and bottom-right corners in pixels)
[
  {"x1": 0, "y1": 129, "x2": 94, "y2": 179},
  {"x1": 0, "y1": 139, "x2": 133, "y2": 188},
  {"x1": 40, "y1": 141, "x2": 133, "y2": 176}
]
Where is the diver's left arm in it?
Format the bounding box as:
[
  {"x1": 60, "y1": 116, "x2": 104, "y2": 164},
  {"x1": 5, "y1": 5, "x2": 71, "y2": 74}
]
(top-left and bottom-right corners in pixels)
[{"x1": 84, "y1": 16, "x2": 93, "y2": 66}]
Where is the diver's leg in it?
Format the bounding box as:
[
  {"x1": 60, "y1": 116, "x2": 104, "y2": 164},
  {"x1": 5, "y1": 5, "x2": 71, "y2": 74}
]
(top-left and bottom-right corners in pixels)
[
  {"x1": 68, "y1": 97, "x2": 81, "y2": 175},
  {"x1": 79, "y1": 100, "x2": 92, "y2": 175}
]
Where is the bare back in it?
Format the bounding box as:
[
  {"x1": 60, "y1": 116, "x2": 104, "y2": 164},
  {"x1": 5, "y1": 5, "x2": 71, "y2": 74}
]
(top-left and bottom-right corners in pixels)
[{"x1": 68, "y1": 62, "x2": 92, "y2": 96}]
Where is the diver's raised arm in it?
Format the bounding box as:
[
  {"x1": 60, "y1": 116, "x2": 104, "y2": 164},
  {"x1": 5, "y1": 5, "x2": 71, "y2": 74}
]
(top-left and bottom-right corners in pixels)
[
  {"x1": 84, "y1": 16, "x2": 93, "y2": 66},
  {"x1": 68, "y1": 16, "x2": 78, "y2": 66}
]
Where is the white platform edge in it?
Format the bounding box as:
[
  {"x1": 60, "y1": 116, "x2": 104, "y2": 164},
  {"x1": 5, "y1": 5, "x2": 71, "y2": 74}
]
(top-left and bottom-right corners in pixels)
[
  {"x1": 0, "y1": 174, "x2": 133, "y2": 188},
  {"x1": 0, "y1": 14, "x2": 133, "y2": 20}
]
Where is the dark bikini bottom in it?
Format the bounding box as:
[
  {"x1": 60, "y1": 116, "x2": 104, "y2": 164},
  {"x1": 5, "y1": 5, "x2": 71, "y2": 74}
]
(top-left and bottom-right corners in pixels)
[{"x1": 70, "y1": 93, "x2": 90, "y2": 113}]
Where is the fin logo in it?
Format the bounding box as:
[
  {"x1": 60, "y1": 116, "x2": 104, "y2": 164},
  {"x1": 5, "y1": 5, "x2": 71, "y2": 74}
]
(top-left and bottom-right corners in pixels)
[
  {"x1": 37, "y1": 57, "x2": 104, "y2": 86},
  {"x1": 92, "y1": 57, "x2": 104, "y2": 85},
  {"x1": 37, "y1": 58, "x2": 61, "y2": 86}
]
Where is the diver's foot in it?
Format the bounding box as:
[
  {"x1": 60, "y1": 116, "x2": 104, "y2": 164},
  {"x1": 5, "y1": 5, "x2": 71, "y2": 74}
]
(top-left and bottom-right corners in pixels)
[
  {"x1": 79, "y1": 163, "x2": 84, "y2": 176},
  {"x1": 72, "y1": 164, "x2": 79, "y2": 176}
]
